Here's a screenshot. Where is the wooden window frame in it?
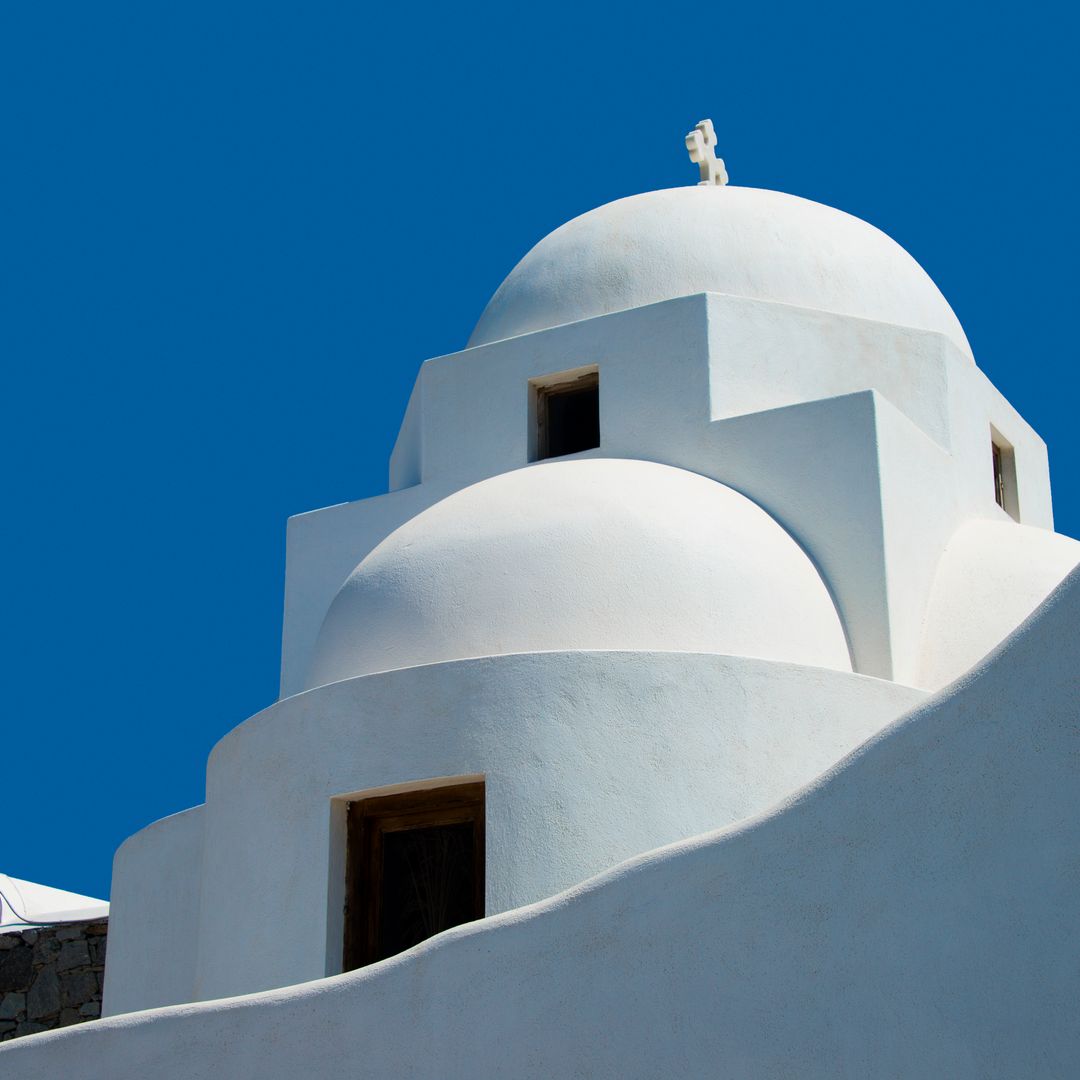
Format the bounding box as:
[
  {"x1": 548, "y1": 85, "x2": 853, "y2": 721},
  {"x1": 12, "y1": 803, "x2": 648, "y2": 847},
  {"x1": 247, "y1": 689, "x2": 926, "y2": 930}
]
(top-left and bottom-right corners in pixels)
[
  {"x1": 343, "y1": 781, "x2": 485, "y2": 972},
  {"x1": 990, "y1": 426, "x2": 1020, "y2": 522},
  {"x1": 530, "y1": 368, "x2": 600, "y2": 462},
  {"x1": 993, "y1": 442, "x2": 1006, "y2": 508}
]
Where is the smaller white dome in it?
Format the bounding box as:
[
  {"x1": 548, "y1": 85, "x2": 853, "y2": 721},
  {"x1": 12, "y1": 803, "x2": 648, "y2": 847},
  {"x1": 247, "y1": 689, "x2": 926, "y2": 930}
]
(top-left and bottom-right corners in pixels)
[
  {"x1": 306, "y1": 459, "x2": 852, "y2": 689},
  {"x1": 919, "y1": 519, "x2": 1080, "y2": 690}
]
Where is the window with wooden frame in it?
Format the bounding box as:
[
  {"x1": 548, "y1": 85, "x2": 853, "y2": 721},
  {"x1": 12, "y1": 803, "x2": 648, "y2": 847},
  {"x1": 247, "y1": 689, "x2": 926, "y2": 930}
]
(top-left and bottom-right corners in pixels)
[
  {"x1": 343, "y1": 781, "x2": 485, "y2": 971},
  {"x1": 530, "y1": 368, "x2": 599, "y2": 461},
  {"x1": 990, "y1": 426, "x2": 1019, "y2": 521}
]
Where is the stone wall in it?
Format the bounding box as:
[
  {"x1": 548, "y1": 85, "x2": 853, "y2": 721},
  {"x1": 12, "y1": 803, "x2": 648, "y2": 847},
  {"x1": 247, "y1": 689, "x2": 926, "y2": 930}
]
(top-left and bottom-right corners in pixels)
[{"x1": 0, "y1": 920, "x2": 107, "y2": 1040}]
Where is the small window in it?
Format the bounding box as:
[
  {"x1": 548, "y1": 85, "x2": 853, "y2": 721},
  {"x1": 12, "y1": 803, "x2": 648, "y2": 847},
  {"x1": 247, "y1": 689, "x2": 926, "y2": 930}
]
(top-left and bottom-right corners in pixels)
[
  {"x1": 991, "y1": 426, "x2": 1019, "y2": 521},
  {"x1": 530, "y1": 368, "x2": 599, "y2": 461},
  {"x1": 343, "y1": 781, "x2": 484, "y2": 971}
]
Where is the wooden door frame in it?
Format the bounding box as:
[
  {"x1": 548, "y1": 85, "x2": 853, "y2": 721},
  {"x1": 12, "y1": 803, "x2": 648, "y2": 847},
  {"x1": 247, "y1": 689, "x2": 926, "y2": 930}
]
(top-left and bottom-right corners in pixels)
[{"x1": 343, "y1": 780, "x2": 485, "y2": 971}]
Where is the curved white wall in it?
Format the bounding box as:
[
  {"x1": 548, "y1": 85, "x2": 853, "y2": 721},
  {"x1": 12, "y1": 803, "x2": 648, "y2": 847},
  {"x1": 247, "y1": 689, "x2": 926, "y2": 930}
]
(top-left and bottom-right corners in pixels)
[
  {"x1": 469, "y1": 186, "x2": 971, "y2": 356},
  {"x1": 10, "y1": 572, "x2": 1078, "y2": 1079},
  {"x1": 102, "y1": 807, "x2": 204, "y2": 1017},
  {"x1": 102, "y1": 651, "x2": 922, "y2": 1006},
  {"x1": 307, "y1": 459, "x2": 853, "y2": 689},
  {"x1": 919, "y1": 518, "x2": 1080, "y2": 689}
]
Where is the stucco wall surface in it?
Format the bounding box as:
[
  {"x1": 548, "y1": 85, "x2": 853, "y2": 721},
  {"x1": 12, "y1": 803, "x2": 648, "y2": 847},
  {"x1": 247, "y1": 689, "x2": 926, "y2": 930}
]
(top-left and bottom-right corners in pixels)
[
  {"x1": 5, "y1": 569, "x2": 1077, "y2": 1079},
  {"x1": 191, "y1": 652, "x2": 920, "y2": 1002},
  {"x1": 918, "y1": 517, "x2": 1080, "y2": 689},
  {"x1": 468, "y1": 186, "x2": 971, "y2": 357},
  {"x1": 292, "y1": 292, "x2": 1052, "y2": 695},
  {"x1": 102, "y1": 807, "x2": 203, "y2": 1018},
  {"x1": 308, "y1": 459, "x2": 853, "y2": 688}
]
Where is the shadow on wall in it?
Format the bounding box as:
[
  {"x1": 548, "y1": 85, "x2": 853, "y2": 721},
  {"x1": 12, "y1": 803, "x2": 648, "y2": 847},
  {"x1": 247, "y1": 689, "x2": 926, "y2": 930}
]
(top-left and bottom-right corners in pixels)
[{"x1": 3, "y1": 568, "x2": 1079, "y2": 1078}]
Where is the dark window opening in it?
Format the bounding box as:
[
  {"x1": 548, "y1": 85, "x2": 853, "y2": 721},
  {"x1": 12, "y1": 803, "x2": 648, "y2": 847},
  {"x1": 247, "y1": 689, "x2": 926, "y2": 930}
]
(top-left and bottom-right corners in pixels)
[
  {"x1": 343, "y1": 781, "x2": 484, "y2": 971},
  {"x1": 533, "y1": 370, "x2": 599, "y2": 460}
]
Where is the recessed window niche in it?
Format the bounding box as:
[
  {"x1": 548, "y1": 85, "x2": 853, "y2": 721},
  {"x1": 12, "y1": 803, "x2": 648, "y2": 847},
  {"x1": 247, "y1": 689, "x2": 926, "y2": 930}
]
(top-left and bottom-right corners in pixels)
[
  {"x1": 991, "y1": 426, "x2": 1019, "y2": 521},
  {"x1": 342, "y1": 779, "x2": 485, "y2": 971},
  {"x1": 529, "y1": 367, "x2": 600, "y2": 462}
]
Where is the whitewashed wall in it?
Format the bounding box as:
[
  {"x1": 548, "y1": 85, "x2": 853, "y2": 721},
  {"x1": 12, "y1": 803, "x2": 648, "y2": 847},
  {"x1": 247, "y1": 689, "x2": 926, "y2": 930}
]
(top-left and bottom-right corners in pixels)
[
  {"x1": 8, "y1": 568, "x2": 1078, "y2": 1079},
  {"x1": 283, "y1": 292, "x2": 1052, "y2": 695},
  {"x1": 102, "y1": 808, "x2": 203, "y2": 1018},
  {"x1": 307, "y1": 460, "x2": 854, "y2": 687},
  {"x1": 104, "y1": 652, "x2": 922, "y2": 1008},
  {"x1": 102, "y1": 286, "x2": 1074, "y2": 1019},
  {"x1": 94, "y1": 191, "x2": 1074, "y2": 1038}
]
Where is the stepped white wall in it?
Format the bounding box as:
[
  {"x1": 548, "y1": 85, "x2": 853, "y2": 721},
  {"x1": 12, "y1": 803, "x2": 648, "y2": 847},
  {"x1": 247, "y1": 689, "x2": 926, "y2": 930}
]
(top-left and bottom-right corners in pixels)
[
  {"x1": 9, "y1": 568, "x2": 1078, "y2": 1079},
  {"x1": 102, "y1": 652, "x2": 922, "y2": 1008},
  {"x1": 284, "y1": 293, "x2": 1051, "y2": 694}
]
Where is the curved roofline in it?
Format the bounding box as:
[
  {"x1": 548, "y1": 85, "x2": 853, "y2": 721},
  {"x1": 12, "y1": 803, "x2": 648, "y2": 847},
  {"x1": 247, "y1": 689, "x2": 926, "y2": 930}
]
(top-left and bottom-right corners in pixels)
[{"x1": 469, "y1": 185, "x2": 971, "y2": 359}]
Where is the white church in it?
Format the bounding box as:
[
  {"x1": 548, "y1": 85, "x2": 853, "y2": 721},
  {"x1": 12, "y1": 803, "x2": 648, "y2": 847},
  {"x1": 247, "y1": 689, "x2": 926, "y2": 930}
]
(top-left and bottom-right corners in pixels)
[{"x1": 5, "y1": 121, "x2": 1079, "y2": 1077}]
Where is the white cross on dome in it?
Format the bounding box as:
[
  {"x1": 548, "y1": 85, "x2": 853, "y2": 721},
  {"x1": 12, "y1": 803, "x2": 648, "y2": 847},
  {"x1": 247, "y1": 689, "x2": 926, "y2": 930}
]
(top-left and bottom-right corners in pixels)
[{"x1": 685, "y1": 118, "x2": 728, "y2": 186}]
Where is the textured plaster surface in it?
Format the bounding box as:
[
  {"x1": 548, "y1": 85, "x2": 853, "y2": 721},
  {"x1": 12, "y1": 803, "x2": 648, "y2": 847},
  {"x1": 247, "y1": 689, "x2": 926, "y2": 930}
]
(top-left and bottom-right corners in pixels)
[
  {"x1": 468, "y1": 186, "x2": 972, "y2": 357},
  {"x1": 102, "y1": 808, "x2": 203, "y2": 1018},
  {"x1": 7, "y1": 567, "x2": 1077, "y2": 1078},
  {"x1": 918, "y1": 518, "x2": 1080, "y2": 688},
  {"x1": 308, "y1": 459, "x2": 852, "y2": 688},
  {"x1": 300, "y1": 289, "x2": 1051, "y2": 693},
  {"x1": 104, "y1": 652, "x2": 921, "y2": 1007},
  {"x1": 78, "y1": 182, "x2": 1078, "y2": 1062}
]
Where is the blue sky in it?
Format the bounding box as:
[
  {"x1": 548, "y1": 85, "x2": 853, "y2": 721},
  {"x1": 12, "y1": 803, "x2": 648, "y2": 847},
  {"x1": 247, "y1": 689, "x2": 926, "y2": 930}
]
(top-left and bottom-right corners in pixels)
[{"x1": 3, "y1": 0, "x2": 1078, "y2": 902}]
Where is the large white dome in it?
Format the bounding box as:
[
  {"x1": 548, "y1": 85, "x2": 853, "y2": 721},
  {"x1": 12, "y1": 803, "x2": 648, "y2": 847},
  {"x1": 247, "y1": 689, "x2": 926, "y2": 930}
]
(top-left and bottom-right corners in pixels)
[
  {"x1": 469, "y1": 186, "x2": 971, "y2": 357},
  {"x1": 305, "y1": 459, "x2": 852, "y2": 689}
]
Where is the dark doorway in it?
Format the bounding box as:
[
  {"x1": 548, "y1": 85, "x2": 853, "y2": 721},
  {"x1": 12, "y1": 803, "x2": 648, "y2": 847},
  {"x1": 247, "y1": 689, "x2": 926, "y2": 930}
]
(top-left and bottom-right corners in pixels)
[
  {"x1": 343, "y1": 781, "x2": 485, "y2": 971},
  {"x1": 534, "y1": 370, "x2": 600, "y2": 460}
]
